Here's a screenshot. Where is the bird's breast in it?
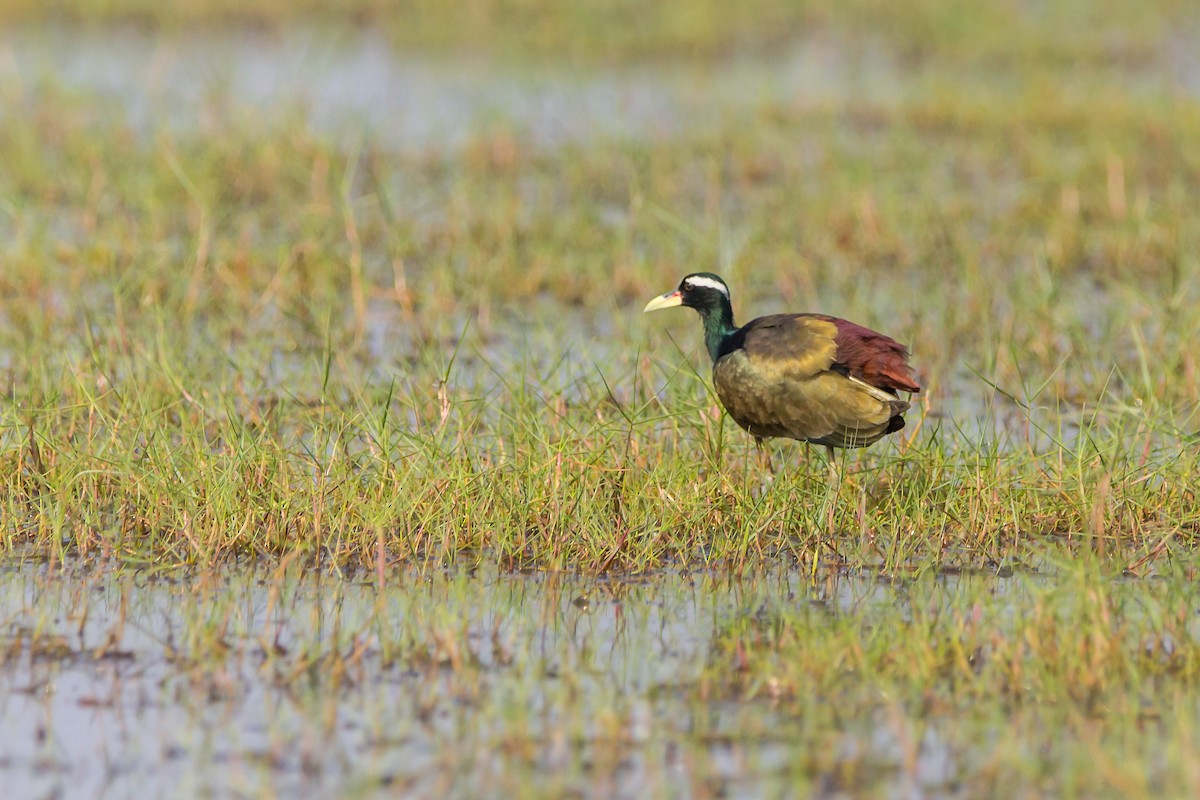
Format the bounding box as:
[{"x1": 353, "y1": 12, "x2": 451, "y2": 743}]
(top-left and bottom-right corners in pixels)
[{"x1": 713, "y1": 351, "x2": 814, "y2": 438}]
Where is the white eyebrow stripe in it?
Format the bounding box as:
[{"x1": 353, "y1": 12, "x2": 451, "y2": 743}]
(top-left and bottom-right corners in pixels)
[{"x1": 684, "y1": 276, "x2": 729, "y2": 295}]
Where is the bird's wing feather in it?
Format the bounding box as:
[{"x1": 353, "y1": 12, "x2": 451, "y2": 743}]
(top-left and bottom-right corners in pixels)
[
  {"x1": 823, "y1": 316, "x2": 921, "y2": 393},
  {"x1": 720, "y1": 314, "x2": 840, "y2": 381}
]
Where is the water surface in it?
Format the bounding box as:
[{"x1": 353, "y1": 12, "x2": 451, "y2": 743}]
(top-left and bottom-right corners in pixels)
[{"x1": 0, "y1": 561, "x2": 1013, "y2": 798}]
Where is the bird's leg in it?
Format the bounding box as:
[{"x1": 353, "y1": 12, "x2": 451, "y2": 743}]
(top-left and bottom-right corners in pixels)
[
  {"x1": 823, "y1": 445, "x2": 841, "y2": 536},
  {"x1": 809, "y1": 445, "x2": 841, "y2": 579},
  {"x1": 825, "y1": 445, "x2": 839, "y2": 485},
  {"x1": 755, "y1": 437, "x2": 775, "y2": 475}
]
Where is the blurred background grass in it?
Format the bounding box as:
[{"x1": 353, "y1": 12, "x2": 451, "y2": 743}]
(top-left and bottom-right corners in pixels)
[{"x1": 0, "y1": 0, "x2": 1187, "y2": 67}]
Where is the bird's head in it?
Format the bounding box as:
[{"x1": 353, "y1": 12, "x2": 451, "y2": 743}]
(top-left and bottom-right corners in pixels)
[{"x1": 643, "y1": 272, "x2": 731, "y2": 315}]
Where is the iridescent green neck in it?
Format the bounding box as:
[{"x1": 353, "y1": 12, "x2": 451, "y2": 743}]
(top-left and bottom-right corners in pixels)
[{"x1": 695, "y1": 296, "x2": 737, "y2": 362}]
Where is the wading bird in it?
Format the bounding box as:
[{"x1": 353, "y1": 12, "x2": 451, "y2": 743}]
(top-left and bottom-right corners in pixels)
[{"x1": 643, "y1": 272, "x2": 919, "y2": 472}]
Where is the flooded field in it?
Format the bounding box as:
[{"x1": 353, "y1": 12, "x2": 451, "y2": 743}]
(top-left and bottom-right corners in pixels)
[
  {"x1": 2, "y1": 1, "x2": 1200, "y2": 796},
  {"x1": 4, "y1": 561, "x2": 1199, "y2": 798}
]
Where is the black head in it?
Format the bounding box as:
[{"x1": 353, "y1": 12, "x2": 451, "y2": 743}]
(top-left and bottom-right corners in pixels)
[{"x1": 643, "y1": 272, "x2": 732, "y2": 315}]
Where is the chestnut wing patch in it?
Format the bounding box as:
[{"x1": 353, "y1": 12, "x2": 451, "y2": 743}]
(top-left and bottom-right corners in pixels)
[{"x1": 822, "y1": 316, "x2": 921, "y2": 394}]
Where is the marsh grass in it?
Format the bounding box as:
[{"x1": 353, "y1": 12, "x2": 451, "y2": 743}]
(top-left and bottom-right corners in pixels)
[{"x1": 1, "y1": 95, "x2": 1197, "y2": 572}]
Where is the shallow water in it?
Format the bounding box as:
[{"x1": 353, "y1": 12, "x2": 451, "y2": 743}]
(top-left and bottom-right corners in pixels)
[
  {"x1": 0, "y1": 561, "x2": 1022, "y2": 799},
  {"x1": 0, "y1": 26, "x2": 903, "y2": 150},
  {"x1": 5, "y1": 22, "x2": 1192, "y2": 151}
]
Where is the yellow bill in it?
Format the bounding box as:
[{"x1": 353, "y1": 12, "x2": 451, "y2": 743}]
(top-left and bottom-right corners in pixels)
[{"x1": 643, "y1": 290, "x2": 683, "y2": 313}]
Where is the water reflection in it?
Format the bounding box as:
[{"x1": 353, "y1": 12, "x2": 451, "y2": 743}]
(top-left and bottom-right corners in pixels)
[{"x1": 0, "y1": 562, "x2": 1013, "y2": 797}]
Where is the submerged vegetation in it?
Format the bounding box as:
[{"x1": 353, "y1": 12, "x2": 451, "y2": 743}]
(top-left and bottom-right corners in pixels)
[
  {"x1": 6, "y1": 562, "x2": 1200, "y2": 797},
  {"x1": 1, "y1": 0, "x2": 1199, "y2": 795}
]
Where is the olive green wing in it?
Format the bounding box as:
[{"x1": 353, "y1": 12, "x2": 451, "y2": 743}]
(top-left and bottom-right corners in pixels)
[{"x1": 718, "y1": 314, "x2": 840, "y2": 382}]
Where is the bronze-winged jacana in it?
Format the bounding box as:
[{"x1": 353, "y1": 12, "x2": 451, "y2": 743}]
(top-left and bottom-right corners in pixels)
[{"x1": 643, "y1": 272, "x2": 920, "y2": 470}]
